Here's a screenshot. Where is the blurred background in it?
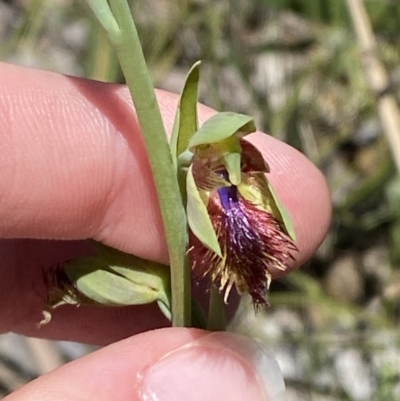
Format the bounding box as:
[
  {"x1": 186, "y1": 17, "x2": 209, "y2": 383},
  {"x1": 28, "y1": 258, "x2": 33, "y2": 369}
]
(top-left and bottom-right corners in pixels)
[{"x1": 1, "y1": 0, "x2": 400, "y2": 399}]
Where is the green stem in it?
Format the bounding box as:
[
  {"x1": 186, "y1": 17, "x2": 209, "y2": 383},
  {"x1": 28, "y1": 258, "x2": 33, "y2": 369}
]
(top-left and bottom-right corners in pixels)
[
  {"x1": 191, "y1": 299, "x2": 208, "y2": 330},
  {"x1": 85, "y1": 0, "x2": 191, "y2": 327},
  {"x1": 207, "y1": 285, "x2": 226, "y2": 331}
]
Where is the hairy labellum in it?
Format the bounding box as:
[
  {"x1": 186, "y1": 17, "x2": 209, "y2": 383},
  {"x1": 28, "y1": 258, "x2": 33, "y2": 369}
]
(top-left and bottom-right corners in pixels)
[
  {"x1": 186, "y1": 126, "x2": 298, "y2": 308},
  {"x1": 189, "y1": 179, "x2": 297, "y2": 308}
]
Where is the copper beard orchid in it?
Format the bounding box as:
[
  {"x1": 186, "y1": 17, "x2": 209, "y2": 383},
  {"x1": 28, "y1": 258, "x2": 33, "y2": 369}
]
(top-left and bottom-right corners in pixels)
[
  {"x1": 40, "y1": 53, "x2": 298, "y2": 327},
  {"x1": 187, "y1": 136, "x2": 297, "y2": 309}
]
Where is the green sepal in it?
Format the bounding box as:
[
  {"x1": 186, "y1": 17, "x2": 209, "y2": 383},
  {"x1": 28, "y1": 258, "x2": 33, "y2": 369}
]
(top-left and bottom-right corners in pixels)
[
  {"x1": 186, "y1": 165, "x2": 222, "y2": 257},
  {"x1": 170, "y1": 61, "x2": 201, "y2": 168},
  {"x1": 188, "y1": 112, "x2": 256, "y2": 149},
  {"x1": 267, "y1": 181, "x2": 297, "y2": 242},
  {"x1": 237, "y1": 175, "x2": 296, "y2": 242},
  {"x1": 237, "y1": 175, "x2": 278, "y2": 214}
]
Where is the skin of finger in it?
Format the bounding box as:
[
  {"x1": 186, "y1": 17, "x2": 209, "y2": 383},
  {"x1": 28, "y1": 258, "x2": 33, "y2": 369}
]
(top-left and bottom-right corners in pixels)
[
  {"x1": 4, "y1": 328, "x2": 207, "y2": 401},
  {"x1": 0, "y1": 62, "x2": 331, "y2": 265},
  {"x1": 0, "y1": 238, "x2": 228, "y2": 344},
  {"x1": 0, "y1": 62, "x2": 331, "y2": 342}
]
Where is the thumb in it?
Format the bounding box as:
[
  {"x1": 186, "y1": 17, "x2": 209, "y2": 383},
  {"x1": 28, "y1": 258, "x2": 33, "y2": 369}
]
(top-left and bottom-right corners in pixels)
[{"x1": 5, "y1": 328, "x2": 285, "y2": 401}]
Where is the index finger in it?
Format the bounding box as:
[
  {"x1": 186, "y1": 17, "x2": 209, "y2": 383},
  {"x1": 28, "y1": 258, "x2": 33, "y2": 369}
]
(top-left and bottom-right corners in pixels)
[
  {"x1": 0, "y1": 62, "x2": 331, "y2": 342},
  {"x1": 0, "y1": 62, "x2": 330, "y2": 267}
]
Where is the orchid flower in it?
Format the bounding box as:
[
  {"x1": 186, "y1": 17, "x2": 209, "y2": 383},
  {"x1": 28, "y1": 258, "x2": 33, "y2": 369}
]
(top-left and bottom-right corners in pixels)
[
  {"x1": 41, "y1": 35, "x2": 297, "y2": 327},
  {"x1": 185, "y1": 115, "x2": 297, "y2": 308}
]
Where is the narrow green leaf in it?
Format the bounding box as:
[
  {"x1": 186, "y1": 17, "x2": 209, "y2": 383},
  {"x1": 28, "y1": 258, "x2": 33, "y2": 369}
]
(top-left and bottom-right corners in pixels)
[
  {"x1": 85, "y1": 0, "x2": 120, "y2": 36},
  {"x1": 189, "y1": 112, "x2": 256, "y2": 149},
  {"x1": 170, "y1": 61, "x2": 201, "y2": 167},
  {"x1": 99, "y1": 0, "x2": 191, "y2": 327},
  {"x1": 268, "y1": 182, "x2": 297, "y2": 242},
  {"x1": 186, "y1": 165, "x2": 222, "y2": 257}
]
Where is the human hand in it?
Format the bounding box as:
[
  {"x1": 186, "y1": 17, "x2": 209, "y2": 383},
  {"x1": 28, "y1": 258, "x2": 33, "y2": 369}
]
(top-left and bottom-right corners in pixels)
[{"x1": 0, "y1": 62, "x2": 330, "y2": 400}]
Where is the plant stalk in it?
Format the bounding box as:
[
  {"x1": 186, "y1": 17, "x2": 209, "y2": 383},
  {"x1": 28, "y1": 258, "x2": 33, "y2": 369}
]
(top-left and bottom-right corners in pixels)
[
  {"x1": 85, "y1": 0, "x2": 191, "y2": 327},
  {"x1": 207, "y1": 285, "x2": 226, "y2": 331}
]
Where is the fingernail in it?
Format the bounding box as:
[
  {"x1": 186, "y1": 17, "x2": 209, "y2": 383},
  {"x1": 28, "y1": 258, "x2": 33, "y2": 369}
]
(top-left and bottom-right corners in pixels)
[{"x1": 138, "y1": 332, "x2": 286, "y2": 401}]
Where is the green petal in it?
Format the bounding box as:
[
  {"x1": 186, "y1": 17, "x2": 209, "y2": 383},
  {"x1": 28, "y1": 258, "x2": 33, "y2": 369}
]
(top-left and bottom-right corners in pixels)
[
  {"x1": 237, "y1": 174, "x2": 296, "y2": 242},
  {"x1": 170, "y1": 61, "x2": 201, "y2": 168},
  {"x1": 186, "y1": 165, "x2": 222, "y2": 257},
  {"x1": 223, "y1": 152, "x2": 242, "y2": 185},
  {"x1": 237, "y1": 174, "x2": 276, "y2": 213},
  {"x1": 188, "y1": 112, "x2": 256, "y2": 149}
]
